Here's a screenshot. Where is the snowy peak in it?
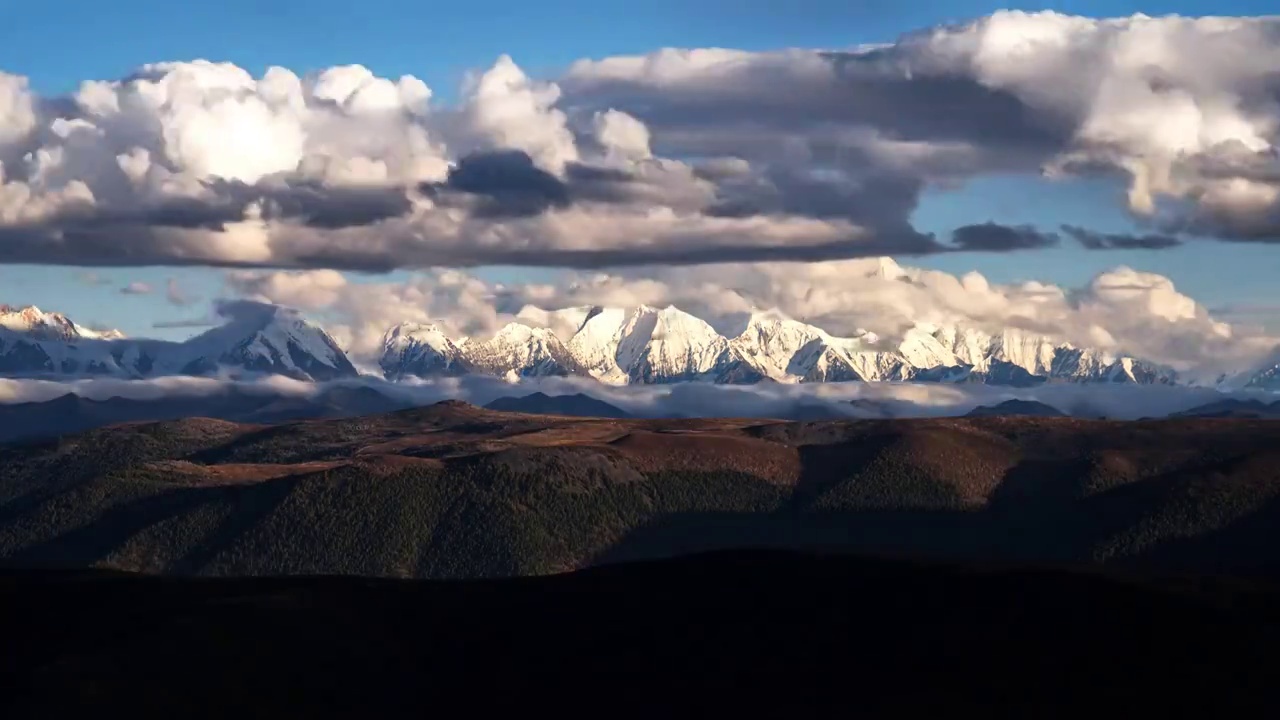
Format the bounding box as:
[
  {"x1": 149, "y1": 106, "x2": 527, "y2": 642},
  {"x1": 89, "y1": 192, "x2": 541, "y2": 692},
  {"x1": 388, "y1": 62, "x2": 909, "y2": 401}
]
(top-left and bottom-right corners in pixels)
[
  {"x1": 0, "y1": 304, "x2": 138, "y2": 376},
  {"x1": 464, "y1": 322, "x2": 587, "y2": 379},
  {"x1": 1234, "y1": 346, "x2": 1280, "y2": 391},
  {"x1": 379, "y1": 322, "x2": 467, "y2": 379},
  {"x1": 567, "y1": 306, "x2": 630, "y2": 384},
  {"x1": 0, "y1": 304, "x2": 123, "y2": 342},
  {"x1": 911, "y1": 323, "x2": 1179, "y2": 386},
  {"x1": 719, "y1": 311, "x2": 874, "y2": 383},
  {"x1": 169, "y1": 302, "x2": 357, "y2": 381},
  {"x1": 616, "y1": 305, "x2": 728, "y2": 383},
  {"x1": 373, "y1": 305, "x2": 1190, "y2": 388},
  {"x1": 897, "y1": 327, "x2": 960, "y2": 371}
]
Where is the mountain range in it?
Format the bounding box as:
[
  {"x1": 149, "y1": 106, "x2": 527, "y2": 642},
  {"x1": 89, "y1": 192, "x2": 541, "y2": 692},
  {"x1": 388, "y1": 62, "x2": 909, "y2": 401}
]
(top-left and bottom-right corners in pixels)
[{"x1": 3, "y1": 302, "x2": 1278, "y2": 390}]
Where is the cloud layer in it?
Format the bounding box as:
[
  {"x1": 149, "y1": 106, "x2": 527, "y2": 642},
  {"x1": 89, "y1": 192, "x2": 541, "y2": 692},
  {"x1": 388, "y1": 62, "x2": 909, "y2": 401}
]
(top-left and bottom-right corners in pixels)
[
  {"x1": 0, "y1": 373, "x2": 1266, "y2": 423},
  {"x1": 3, "y1": 11, "x2": 1280, "y2": 270}
]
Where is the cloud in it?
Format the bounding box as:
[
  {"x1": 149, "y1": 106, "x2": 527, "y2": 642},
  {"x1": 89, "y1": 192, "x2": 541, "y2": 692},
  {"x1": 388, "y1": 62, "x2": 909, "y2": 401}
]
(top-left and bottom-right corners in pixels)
[
  {"x1": 950, "y1": 223, "x2": 1059, "y2": 251},
  {"x1": 0, "y1": 373, "x2": 1266, "y2": 423},
  {"x1": 119, "y1": 281, "x2": 153, "y2": 295},
  {"x1": 152, "y1": 316, "x2": 217, "y2": 329},
  {"x1": 226, "y1": 255, "x2": 1276, "y2": 377},
  {"x1": 6, "y1": 12, "x2": 1273, "y2": 269},
  {"x1": 566, "y1": 12, "x2": 1280, "y2": 243},
  {"x1": 225, "y1": 267, "x2": 507, "y2": 355},
  {"x1": 165, "y1": 277, "x2": 198, "y2": 306},
  {"x1": 1062, "y1": 225, "x2": 1182, "y2": 250},
  {"x1": 432, "y1": 150, "x2": 570, "y2": 217}
]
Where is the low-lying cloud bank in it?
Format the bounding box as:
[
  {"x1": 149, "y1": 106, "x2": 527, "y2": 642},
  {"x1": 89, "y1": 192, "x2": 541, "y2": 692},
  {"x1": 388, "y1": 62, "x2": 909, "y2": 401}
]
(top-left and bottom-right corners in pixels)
[
  {"x1": 0, "y1": 374, "x2": 1270, "y2": 422},
  {"x1": 3, "y1": 12, "x2": 1280, "y2": 270}
]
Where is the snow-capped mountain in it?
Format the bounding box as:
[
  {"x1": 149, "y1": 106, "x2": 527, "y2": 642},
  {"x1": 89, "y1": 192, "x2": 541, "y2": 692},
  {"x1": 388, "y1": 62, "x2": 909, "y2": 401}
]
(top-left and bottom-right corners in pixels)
[
  {"x1": 614, "y1": 305, "x2": 729, "y2": 384},
  {"x1": 720, "y1": 312, "x2": 827, "y2": 382},
  {"x1": 463, "y1": 322, "x2": 588, "y2": 379},
  {"x1": 0, "y1": 305, "x2": 122, "y2": 341},
  {"x1": 380, "y1": 323, "x2": 469, "y2": 380},
  {"x1": 0, "y1": 305, "x2": 152, "y2": 376},
  {"x1": 164, "y1": 303, "x2": 357, "y2": 381},
  {"x1": 0, "y1": 301, "x2": 1266, "y2": 390},
  {"x1": 568, "y1": 307, "x2": 631, "y2": 384},
  {"x1": 378, "y1": 304, "x2": 1188, "y2": 388},
  {"x1": 0, "y1": 303, "x2": 356, "y2": 381},
  {"x1": 1242, "y1": 351, "x2": 1280, "y2": 391}
]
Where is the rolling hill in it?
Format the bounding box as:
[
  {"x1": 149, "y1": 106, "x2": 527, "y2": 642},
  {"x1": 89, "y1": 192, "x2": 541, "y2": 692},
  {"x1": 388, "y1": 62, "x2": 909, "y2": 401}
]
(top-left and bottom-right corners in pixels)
[
  {"x1": 965, "y1": 399, "x2": 1066, "y2": 417},
  {"x1": 483, "y1": 391, "x2": 631, "y2": 418},
  {"x1": 0, "y1": 386, "x2": 411, "y2": 444},
  {"x1": 2, "y1": 401, "x2": 1279, "y2": 579}
]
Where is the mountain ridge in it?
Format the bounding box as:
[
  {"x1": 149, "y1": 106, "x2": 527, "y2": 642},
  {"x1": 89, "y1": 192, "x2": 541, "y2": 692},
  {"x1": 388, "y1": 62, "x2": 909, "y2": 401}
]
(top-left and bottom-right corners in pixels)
[{"x1": 3, "y1": 405, "x2": 1280, "y2": 581}]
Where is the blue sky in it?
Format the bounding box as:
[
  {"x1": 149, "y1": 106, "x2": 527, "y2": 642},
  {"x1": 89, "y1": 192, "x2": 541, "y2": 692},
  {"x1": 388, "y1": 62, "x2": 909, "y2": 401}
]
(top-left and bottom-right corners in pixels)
[{"x1": 1, "y1": 0, "x2": 1276, "y2": 339}]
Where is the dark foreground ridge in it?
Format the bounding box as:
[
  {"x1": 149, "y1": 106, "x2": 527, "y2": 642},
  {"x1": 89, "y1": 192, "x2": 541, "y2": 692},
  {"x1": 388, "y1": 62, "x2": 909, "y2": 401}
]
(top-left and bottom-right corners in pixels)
[
  {"x1": 3, "y1": 550, "x2": 1279, "y2": 716},
  {"x1": 4, "y1": 402, "x2": 1280, "y2": 579}
]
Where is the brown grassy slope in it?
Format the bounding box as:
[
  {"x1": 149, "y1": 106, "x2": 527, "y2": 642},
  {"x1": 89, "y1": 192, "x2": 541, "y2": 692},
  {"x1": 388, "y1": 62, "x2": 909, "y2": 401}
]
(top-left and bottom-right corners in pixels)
[{"x1": 1, "y1": 401, "x2": 1278, "y2": 578}]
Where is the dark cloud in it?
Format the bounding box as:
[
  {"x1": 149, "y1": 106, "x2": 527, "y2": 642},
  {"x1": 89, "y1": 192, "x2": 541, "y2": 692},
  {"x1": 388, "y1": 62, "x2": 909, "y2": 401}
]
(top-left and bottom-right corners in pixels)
[
  {"x1": 262, "y1": 225, "x2": 948, "y2": 270},
  {"x1": 949, "y1": 223, "x2": 1059, "y2": 252},
  {"x1": 1062, "y1": 225, "x2": 1182, "y2": 250},
  {"x1": 427, "y1": 152, "x2": 708, "y2": 217},
  {"x1": 1161, "y1": 203, "x2": 1280, "y2": 243},
  {"x1": 1210, "y1": 303, "x2": 1280, "y2": 316},
  {"x1": 431, "y1": 150, "x2": 571, "y2": 217},
  {"x1": 565, "y1": 50, "x2": 1068, "y2": 166},
  {"x1": 1186, "y1": 141, "x2": 1280, "y2": 184},
  {"x1": 213, "y1": 298, "x2": 279, "y2": 322},
  {"x1": 452, "y1": 232, "x2": 948, "y2": 268},
  {"x1": 136, "y1": 181, "x2": 414, "y2": 230},
  {"x1": 152, "y1": 317, "x2": 217, "y2": 329}
]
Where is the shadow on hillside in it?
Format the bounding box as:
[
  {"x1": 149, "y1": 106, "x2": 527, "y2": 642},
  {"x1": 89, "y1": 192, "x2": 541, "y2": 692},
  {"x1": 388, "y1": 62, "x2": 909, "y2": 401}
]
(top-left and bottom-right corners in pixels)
[
  {"x1": 5, "y1": 478, "x2": 299, "y2": 572},
  {"x1": 5, "y1": 549, "x2": 1280, "y2": 715},
  {"x1": 1136, "y1": 493, "x2": 1280, "y2": 577},
  {"x1": 595, "y1": 438, "x2": 1280, "y2": 577}
]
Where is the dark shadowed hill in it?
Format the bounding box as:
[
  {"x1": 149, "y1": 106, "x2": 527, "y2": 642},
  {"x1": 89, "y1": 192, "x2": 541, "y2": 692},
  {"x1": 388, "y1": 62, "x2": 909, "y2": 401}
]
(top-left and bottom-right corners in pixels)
[
  {"x1": 3, "y1": 551, "x2": 1280, "y2": 716},
  {"x1": 3, "y1": 401, "x2": 1280, "y2": 579},
  {"x1": 0, "y1": 385, "x2": 412, "y2": 443},
  {"x1": 1174, "y1": 397, "x2": 1280, "y2": 419},
  {"x1": 483, "y1": 391, "x2": 631, "y2": 418},
  {"x1": 966, "y1": 399, "x2": 1066, "y2": 417}
]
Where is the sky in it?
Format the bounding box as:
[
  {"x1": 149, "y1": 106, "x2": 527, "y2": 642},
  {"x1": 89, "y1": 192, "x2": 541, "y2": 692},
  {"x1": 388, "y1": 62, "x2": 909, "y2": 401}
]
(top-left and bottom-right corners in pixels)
[{"x1": 0, "y1": 0, "x2": 1278, "y2": 369}]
